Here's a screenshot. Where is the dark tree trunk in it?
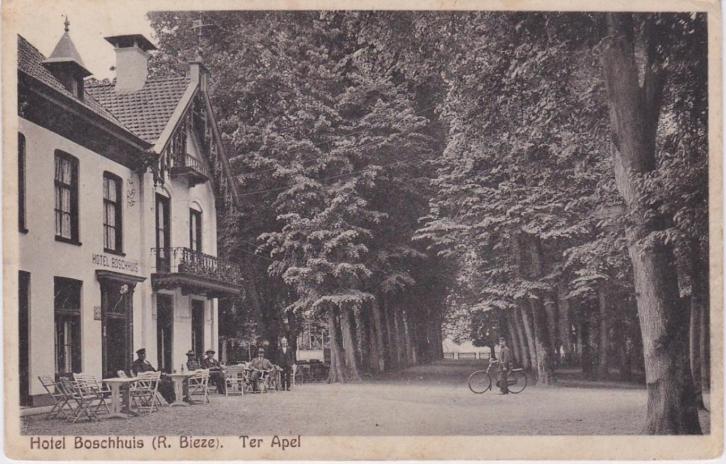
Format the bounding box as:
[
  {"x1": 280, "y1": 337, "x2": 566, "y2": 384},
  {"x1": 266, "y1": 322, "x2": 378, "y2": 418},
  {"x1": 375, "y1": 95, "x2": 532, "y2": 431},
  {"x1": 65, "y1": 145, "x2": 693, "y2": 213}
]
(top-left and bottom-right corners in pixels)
[
  {"x1": 340, "y1": 306, "x2": 361, "y2": 381},
  {"x1": 518, "y1": 303, "x2": 538, "y2": 381},
  {"x1": 558, "y1": 288, "x2": 572, "y2": 365},
  {"x1": 286, "y1": 309, "x2": 299, "y2": 356},
  {"x1": 512, "y1": 308, "x2": 531, "y2": 369},
  {"x1": 597, "y1": 286, "x2": 610, "y2": 380},
  {"x1": 393, "y1": 306, "x2": 405, "y2": 367},
  {"x1": 401, "y1": 310, "x2": 413, "y2": 366},
  {"x1": 506, "y1": 311, "x2": 523, "y2": 367},
  {"x1": 691, "y1": 248, "x2": 709, "y2": 409},
  {"x1": 371, "y1": 299, "x2": 386, "y2": 372},
  {"x1": 619, "y1": 334, "x2": 633, "y2": 382},
  {"x1": 689, "y1": 300, "x2": 705, "y2": 409},
  {"x1": 530, "y1": 299, "x2": 556, "y2": 384},
  {"x1": 575, "y1": 305, "x2": 584, "y2": 363},
  {"x1": 433, "y1": 315, "x2": 444, "y2": 359},
  {"x1": 581, "y1": 305, "x2": 595, "y2": 378},
  {"x1": 353, "y1": 306, "x2": 366, "y2": 370},
  {"x1": 327, "y1": 310, "x2": 346, "y2": 383},
  {"x1": 526, "y1": 234, "x2": 556, "y2": 383},
  {"x1": 601, "y1": 13, "x2": 701, "y2": 433},
  {"x1": 700, "y1": 296, "x2": 710, "y2": 389},
  {"x1": 544, "y1": 295, "x2": 559, "y2": 361},
  {"x1": 382, "y1": 296, "x2": 396, "y2": 370},
  {"x1": 367, "y1": 308, "x2": 380, "y2": 372}
]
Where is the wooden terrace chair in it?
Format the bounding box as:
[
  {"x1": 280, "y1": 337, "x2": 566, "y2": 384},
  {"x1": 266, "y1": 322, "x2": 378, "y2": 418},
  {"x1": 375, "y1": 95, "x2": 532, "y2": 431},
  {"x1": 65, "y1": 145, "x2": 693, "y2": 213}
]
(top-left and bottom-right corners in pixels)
[
  {"x1": 38, "y1": 376, "x2": 73, "y2": 420},
  {"x1": 268, "y1": 365, "x2": 282, "y2": 392},
  {"x1": 73, "y1": 373, "x2": 111, "y2": 413},
  {"x1": 187, "y1": 369, "x2": 210, "y2": 404},
  {"x1": 224, "y1": 365, "x2": 247, "y2": 396},
  {"x1": 62, "y1": 378, "x2": 101, "y2": 422},
  {"x1": 131, "y1": 371, "x2": 160, "y2": 414}
]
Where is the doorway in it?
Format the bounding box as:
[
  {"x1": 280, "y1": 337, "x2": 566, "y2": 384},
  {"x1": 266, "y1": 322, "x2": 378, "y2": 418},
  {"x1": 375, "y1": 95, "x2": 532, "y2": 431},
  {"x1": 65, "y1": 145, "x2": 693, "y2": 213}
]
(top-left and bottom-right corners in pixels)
[
  {"x1": 192, "y1": 300, "x2": 205, "y2": 358},
  {"x1": 19, "y1": 271, "x2": 30, "y2": 406},
  {"x1": 156, "y1": 294, "x2": 173, "y2": 373},
  {"x1": 101, "y1": 281, "x2": 133, "y2": 378}
]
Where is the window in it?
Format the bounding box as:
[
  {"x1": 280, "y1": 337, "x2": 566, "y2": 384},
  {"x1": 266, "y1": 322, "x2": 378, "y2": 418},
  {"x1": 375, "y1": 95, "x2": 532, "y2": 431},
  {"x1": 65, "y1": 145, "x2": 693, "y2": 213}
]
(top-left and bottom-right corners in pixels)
[
  {"x1": 103, "y1": 173, "x2": 123, "y2": 253},
  {"x1": 190, "y1": 209, "x2": 202, "y2": 252},
  {"x1": 54, "y1": 152, "x2": 79, "y2": 243},
  {"x1": 18, "y1": 133, "x2": 27, "y2": 233},
  {"x1": 155, "y1": 194, "x2": 171, "y2": 271},
  {"x1": 54, "y1": 277, "x2": 82, "y2": 376}
]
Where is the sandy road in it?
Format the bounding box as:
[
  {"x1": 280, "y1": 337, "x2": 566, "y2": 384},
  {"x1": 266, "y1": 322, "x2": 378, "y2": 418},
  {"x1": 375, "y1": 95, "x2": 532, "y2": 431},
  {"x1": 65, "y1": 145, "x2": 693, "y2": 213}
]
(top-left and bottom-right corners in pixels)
[{"x1": 21, "y1": 361, "x2": 709, "y2": 436}]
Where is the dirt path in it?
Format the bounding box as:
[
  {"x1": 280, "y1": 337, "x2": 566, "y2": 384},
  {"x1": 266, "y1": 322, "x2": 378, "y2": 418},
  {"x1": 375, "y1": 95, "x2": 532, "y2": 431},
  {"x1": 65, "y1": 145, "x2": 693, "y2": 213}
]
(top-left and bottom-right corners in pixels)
[{"x1": 22, "y1": 361, "x2": 710, "y2": 436}]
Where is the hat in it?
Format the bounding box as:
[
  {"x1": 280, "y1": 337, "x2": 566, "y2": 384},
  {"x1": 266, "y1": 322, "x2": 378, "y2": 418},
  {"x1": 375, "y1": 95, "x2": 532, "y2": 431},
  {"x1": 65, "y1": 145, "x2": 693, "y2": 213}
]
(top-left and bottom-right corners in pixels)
[
  {"x1": 257, "y1": 347, "x2": 265, "y2": 353},
  {"x1": 136, "y1": 348, "x2": 146, "y2": 355},
  {"x1": 205, "y1": 350, "x2": 215, "y2": 355},
  {"x1": 186, "y1": 350, "x2": 196, "y2": 356}
]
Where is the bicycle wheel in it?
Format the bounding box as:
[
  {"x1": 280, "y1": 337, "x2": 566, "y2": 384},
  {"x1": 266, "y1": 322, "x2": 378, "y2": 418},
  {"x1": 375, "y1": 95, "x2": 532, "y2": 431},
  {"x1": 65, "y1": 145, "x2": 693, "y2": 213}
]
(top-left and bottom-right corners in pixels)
[
  {"x1": 467, "y1": 370, "x2": 492, "y2": 394},
  {"x1": 507, "y1": 369, "x2": 527, "y2": 394}
]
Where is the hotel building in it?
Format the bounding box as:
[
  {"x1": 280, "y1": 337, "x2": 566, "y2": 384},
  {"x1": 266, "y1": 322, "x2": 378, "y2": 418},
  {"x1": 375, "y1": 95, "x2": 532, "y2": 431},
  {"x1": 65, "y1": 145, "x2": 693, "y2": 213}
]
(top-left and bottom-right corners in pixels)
[{"x1": 14, "y1": 23, "x2": 241, "y2": 406}]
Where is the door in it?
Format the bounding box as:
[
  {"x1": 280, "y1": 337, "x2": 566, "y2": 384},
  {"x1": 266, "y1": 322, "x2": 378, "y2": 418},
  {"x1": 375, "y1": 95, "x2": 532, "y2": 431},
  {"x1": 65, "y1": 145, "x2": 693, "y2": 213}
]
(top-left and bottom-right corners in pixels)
[
  {"x1": 155, "y1": 194, "x2": 171, "y2": 271},
  {"x1": 191, "y1": 300, "x2": 205, "y2": 358},
  {"x1": 156, "y1": 294, "x2": 173, "y2": 373},
  {"x1": 101, "y1": 281, "x2": 133, "y2": 377},
  {"x1": 54, "y1": 277, "x2": 82, "y2": 377},
  {"x1": 19, "y1": 271, "x2": 30, "y2": 406}
]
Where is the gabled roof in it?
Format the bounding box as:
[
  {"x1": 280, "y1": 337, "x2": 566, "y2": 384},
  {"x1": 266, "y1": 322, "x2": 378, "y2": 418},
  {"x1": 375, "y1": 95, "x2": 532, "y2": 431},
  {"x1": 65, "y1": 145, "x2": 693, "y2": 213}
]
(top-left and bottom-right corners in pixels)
[
  {"x1": 18, "y1": 34, "x2": 126, "y2": 129},
  {"x1": 86, "y1": 76, "x2": 191, "y2": 144}
]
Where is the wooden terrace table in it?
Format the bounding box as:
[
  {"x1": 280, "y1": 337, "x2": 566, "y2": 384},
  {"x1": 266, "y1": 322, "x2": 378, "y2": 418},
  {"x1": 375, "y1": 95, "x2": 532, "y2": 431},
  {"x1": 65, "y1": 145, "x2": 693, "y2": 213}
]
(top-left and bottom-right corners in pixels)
[
  {"x1": 168, "y1": 372, "x2": 194, "y2": 407},
  {"x1": 102, "y1": 377, "x2": 138, "y2": 419}
]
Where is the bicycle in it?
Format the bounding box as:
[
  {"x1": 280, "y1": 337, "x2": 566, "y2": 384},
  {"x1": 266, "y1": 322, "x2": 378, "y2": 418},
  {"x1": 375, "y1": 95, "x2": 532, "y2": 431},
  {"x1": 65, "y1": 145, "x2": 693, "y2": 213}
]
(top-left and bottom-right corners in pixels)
[{"x1": 467, "y1": 359, "x2": 527, "y2": 394}]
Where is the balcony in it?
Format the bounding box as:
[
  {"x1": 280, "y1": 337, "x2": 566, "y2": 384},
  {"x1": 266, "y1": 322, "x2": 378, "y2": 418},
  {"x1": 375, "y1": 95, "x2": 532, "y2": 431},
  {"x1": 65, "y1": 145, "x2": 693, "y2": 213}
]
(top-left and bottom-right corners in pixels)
[
  {"x1": 151, "y1": 247, "x2": 242, "y2": 297},
  {"x1": 169, "y1": 153, "x2": 209, "y2": 187}
]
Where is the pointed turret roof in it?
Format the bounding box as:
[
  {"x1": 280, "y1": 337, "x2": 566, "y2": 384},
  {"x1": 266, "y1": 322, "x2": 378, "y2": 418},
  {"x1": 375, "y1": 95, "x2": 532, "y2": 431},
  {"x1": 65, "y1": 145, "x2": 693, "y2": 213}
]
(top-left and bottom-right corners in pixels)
[{"x1": 42, "y1": 17, "x2": 91, "y2": 77}]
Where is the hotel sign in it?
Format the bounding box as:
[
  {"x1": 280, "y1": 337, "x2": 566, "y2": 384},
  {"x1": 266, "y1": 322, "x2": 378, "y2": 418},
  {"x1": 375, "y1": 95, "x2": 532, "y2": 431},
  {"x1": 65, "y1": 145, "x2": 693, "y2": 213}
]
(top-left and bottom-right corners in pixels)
[{"x1": 91, "y1": 253, "x2": 140, "y2": 274}]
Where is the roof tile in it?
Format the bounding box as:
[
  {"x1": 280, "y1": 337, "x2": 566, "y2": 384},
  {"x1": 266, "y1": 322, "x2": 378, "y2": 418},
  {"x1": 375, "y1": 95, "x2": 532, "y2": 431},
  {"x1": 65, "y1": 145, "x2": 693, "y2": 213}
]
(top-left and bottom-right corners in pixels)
[{"x1": 86, "y1": 75, "x2": 191, "y2": 144}]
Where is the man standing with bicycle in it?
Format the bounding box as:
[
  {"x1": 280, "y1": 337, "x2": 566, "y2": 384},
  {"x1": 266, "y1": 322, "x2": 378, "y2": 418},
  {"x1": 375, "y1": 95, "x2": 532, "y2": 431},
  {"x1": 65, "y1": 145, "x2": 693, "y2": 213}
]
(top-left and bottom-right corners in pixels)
[{"x1": 496, "y1": 337, "x2": 513, "y2": 394}]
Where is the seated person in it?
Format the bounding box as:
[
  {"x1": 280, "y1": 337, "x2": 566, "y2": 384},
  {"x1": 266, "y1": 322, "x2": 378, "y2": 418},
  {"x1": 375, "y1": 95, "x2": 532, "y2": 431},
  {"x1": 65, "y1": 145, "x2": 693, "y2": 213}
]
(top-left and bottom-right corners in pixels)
[
  {"x1": 186, "y1": 350, "x2": 201, "y2": 371},
  {"x1": 181, "y1": 350, "x2": 201, "y2": 402},
  {"x1": 201, "y1": 349, "x2": 226, "y2": 394},
  {"x1": 248, "y1": 348, "x2": 274, "y2": 392},
  {"x1": 131, "y1": 348, "x2": 155, "y2": 375},
  {"x1": 131, "y1": 348, "x2": 175, "y2": 403}
]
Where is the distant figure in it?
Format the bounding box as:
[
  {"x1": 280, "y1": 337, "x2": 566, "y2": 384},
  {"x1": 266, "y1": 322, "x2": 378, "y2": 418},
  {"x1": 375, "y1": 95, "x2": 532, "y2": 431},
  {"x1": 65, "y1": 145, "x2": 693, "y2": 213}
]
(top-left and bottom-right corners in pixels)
[
  {"x1": 277, "y1": 338, "x2": 295, "y2": 391},
  {"x1": 496, "y1": 337, "x2": 512, "y2": 394},
  {"x1": 249, "y1": 347, "x2": 274, "y2": 392},
  {"x1": 202, "y1": 349, "x2": 226, "y2": 394}
]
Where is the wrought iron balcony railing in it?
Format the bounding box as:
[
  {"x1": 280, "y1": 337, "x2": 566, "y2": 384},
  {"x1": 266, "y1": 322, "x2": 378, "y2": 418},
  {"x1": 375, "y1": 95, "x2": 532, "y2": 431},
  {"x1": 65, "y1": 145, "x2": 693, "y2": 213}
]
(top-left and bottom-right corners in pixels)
[
  {"x1": 151, "y1": 247, "x2": 243, "y2": 295},
  {"x1": 169, "y1": 153, "x2": 209, "y2": 186}
]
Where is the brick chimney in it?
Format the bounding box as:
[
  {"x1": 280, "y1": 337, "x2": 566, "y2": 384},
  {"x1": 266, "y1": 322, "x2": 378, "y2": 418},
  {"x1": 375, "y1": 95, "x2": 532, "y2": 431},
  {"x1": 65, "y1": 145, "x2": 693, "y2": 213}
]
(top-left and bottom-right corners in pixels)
[{"x1": 104, "y1": 34, "x2": 156, "y2": 93}]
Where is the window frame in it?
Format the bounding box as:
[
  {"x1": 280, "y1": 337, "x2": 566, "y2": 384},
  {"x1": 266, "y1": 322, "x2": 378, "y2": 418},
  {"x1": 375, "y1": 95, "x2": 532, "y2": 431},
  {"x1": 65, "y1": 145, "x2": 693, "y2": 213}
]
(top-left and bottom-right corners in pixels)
[
  {"x1": 54, "y1": 151, "x2": 80, "y2": 245},
  {"x1": 189, "y1": 208, "x2": 202, "y2": 253},
  {"x1": 18, "y1": 133, "x2": 27, "y2": 233},
  {"x1": 155, "y1": 194, "x2": 171, "y2": 272},
  {"x1": 102, "y1": 172, "x2": 124, "y2": 254}
]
